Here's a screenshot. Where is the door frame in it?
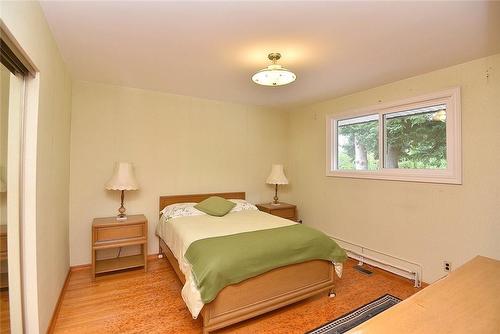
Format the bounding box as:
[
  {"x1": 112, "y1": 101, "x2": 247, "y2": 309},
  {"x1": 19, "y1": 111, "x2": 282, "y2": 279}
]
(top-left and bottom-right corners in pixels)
[{"x1": 1, "y1": 20, "x2": 40, "y2": 333}]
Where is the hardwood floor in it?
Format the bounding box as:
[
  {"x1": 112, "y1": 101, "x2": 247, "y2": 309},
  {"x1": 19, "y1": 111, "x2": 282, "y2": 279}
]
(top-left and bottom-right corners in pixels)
[
  {"x1": 0, "y1": 289, "x2": 9, "y2": 334},
  {"x1": 52, "y1": 258, "x2": 424, "y2": 333}
]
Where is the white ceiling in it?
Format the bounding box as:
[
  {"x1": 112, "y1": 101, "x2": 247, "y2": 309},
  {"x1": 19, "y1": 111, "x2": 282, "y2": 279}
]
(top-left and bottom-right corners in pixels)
[{"x1": 40, "y1": 1, "x2": 500, "y2": 108}]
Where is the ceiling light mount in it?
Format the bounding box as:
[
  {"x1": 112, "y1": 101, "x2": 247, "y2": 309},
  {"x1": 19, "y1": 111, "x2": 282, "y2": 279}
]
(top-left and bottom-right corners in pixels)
[
  {"x1": 268, "y1": 52, "x2": 282, "y2": 63},
  {"x1": 252, "y1": 52, "x2": 296, "y2": 87}
]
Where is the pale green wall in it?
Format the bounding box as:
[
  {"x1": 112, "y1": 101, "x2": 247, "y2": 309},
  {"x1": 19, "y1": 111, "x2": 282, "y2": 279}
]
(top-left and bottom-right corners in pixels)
[
  {"x1": 69, "y1": 80, "x2": 290, "y2": 265},
  {"x1": 0, "y1": 1, "x2": 72, "y2": 332},
  {"x1": 288, "y1": 53, "x2": 500, "y2": 283}
]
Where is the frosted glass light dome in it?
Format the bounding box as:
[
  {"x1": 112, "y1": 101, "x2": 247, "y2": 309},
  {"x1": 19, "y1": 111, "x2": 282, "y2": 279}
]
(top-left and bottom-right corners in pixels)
[{"x1": 252, "y1": 53, "x2": 296, "y2": 86}]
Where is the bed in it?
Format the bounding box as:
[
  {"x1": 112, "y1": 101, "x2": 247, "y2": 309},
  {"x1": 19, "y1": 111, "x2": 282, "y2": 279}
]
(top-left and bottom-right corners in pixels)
[{"x1": 157, "y1": 192, "x2": 345, "y2": 334}]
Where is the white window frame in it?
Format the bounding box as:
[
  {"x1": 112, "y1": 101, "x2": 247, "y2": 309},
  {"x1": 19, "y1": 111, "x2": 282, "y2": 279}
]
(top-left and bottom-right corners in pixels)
[{"x1": 326, "y1": 87, "x2": 462, "y2": 184}]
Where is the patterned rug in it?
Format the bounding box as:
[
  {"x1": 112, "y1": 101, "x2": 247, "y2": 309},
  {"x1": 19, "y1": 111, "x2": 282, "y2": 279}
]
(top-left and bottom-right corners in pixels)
[{"x1": 306, "y1": 294, "x2": 401, "y2": 334}]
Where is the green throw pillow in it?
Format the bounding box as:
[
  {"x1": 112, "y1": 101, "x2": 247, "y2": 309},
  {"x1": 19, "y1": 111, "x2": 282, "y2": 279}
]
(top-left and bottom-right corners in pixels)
[{"x1": 194, "y1": 196, "x2": 236, "y2": 217}]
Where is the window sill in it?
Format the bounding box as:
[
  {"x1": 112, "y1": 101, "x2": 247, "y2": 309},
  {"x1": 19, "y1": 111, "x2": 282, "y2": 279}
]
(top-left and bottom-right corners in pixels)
[{"x1": 326, "y1": 169, "x2": 462, "y2": 185}]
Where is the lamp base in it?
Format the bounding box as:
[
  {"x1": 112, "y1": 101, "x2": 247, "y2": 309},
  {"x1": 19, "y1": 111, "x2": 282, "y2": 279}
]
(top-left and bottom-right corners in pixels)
[
  {"x1": 270, "y1": 202, "x2": 282, "y2": 206},
  {"x1": 272, "y1": 185, "x2": 280, "y2": 206},
  {"x1": 116, "y1": 191, "x2": 127, "y2": 221}
]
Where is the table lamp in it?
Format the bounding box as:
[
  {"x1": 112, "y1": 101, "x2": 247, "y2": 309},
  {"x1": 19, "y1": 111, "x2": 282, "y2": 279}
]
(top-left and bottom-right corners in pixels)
[
  {"x1": 266, "y1": 164, "x2": 288, "y2": 205},
  {"x1": 105, "y1": 162, "x2": 139, "y2": 220}
]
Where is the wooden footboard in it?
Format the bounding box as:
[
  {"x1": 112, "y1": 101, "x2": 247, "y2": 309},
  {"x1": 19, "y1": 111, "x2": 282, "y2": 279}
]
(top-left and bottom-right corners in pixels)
[{"x1": 159, "y1": 237, "x2": 335, "y2": 333}]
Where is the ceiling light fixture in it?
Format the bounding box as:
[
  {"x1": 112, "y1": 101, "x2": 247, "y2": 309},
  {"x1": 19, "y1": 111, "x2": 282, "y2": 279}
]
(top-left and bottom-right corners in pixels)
[{"x1": 252, "y1": 53, "x2": 296, "y2": 86}]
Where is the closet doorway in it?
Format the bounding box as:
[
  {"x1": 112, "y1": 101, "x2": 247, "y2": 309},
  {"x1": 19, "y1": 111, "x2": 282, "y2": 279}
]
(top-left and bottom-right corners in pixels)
[{"x1": 0, "y1": 33, "x2": 32, "y2": 333}]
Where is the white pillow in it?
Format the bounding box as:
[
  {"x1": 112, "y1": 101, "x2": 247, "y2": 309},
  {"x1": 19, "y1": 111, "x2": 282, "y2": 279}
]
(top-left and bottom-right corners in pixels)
[
  {"x1": 160, "y1": 202, "x2": 204, "y2": 221},
  {"x1": 229, "y1": 199, "x2": 258, "y2": 213}
]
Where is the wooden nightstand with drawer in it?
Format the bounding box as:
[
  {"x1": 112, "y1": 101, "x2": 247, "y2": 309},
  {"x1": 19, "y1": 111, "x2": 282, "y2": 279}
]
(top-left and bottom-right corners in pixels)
[
  {"x1": 256, "y1": 202, "x2": 297, "y2": 222},
  {"x1": 92, "y1": 214, "x2": 148, "y2": 278}
]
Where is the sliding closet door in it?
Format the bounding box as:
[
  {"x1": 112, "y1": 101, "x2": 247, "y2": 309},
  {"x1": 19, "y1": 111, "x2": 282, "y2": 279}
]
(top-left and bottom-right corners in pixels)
[
  {"x1": 0, "y1": 55, "x2": 25, "y2": 334},
  {"x1": 1, "y1": 26, "x2": 38, "y2": 333}
]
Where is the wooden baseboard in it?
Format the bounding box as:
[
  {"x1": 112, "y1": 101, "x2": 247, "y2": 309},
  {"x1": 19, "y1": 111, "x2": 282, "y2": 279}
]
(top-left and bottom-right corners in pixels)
[
  {"x1": 70, "y1": 263, "x2": 91, "y2": 272},
  {"x1": 70, "y1": 253, "x2": 160, "y2": 272},
  {"x1": 46, "y1": 269, "x2": 71, "y2": 334}
]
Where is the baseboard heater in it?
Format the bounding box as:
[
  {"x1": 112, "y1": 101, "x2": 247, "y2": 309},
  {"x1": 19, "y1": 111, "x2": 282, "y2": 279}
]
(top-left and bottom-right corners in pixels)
[{"x1": 331, "y1": 236, "x2": 422, "y2": 288}]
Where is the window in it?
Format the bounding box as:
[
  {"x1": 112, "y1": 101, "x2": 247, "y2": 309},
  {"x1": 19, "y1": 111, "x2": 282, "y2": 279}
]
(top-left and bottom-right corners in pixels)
[{"x1": 326, "y1": 88, "x2": 461, "y2": 184}]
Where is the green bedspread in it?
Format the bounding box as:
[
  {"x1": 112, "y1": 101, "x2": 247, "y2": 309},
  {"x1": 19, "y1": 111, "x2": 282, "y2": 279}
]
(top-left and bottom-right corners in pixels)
[{"x1": 184, "y1": 224, "x2": 347, "y2": 303}]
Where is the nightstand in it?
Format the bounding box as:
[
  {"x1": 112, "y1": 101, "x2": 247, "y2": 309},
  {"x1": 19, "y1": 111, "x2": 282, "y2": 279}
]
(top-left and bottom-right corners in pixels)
[
  {"x1": 92, "y1": 214, "x2": 148, "y2": 278},
  {"x1": 256, "y1": 202, "x2": 297, "y2": 221}
]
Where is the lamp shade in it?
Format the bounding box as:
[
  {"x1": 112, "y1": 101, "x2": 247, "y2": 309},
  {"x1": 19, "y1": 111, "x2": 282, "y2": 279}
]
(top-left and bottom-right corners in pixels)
[
  {"x1": 266, "y1": 164, "x2": 288, "y2": 185},
  {"x1": 105, "y1": 162, "x2": 139, "y2": 191}
]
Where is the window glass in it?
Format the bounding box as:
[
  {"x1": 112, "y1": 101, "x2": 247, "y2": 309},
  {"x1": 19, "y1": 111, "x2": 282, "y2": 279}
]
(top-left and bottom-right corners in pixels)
[
  {"x1": 337, "y1": 114, "x2": 379, "y2": 170},
  {"x1": 384, "y1": 104, "x2": 447, "y2": 169}
]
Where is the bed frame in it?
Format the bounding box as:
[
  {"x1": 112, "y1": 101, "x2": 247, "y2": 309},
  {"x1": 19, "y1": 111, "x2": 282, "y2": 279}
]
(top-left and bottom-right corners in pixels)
[{"x1": 158, "y1": 192, "x2": 336, "y2": 334}]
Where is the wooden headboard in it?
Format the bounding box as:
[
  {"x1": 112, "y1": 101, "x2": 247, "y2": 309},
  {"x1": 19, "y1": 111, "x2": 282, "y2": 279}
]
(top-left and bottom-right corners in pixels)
[{"x1": 159, "y1": 192, "x2": 245, "y2": 212}]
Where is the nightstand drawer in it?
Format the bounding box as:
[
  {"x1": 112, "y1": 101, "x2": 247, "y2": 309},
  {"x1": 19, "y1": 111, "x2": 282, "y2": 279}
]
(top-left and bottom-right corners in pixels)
[
  {"x1": 273, "y1": 208, "x2": 295, "y2": 219},
  {"x1": 95, "y1": 224, "x2": 145, "y2": 242}
]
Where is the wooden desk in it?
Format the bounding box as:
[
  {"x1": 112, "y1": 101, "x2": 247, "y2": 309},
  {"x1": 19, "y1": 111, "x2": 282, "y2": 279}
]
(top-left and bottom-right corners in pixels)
[
  {"x1": 348, "y1": 256, "x2": 500, "y2": 334},
  {"x1": 92, "y1": 215, "x2": 148, "y2": 278}
]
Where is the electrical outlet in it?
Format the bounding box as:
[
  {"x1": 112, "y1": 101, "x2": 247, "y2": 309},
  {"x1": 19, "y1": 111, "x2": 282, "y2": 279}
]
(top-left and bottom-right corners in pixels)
[{"x1": 443, "y1": 261, "x2": 452, "y2": 272}]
